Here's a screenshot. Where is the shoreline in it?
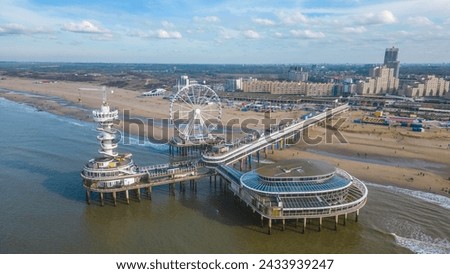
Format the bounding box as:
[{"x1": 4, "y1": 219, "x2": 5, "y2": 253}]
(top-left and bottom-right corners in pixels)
[{"x1": 1, "y1": 77, "x2": 449, "y2": 198}]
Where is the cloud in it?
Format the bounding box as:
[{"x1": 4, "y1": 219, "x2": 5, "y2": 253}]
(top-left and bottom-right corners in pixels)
[
  {"x1": 358, "y1": 10, "x2": 397, "y2": 25},
  {"x1": 252, "y1": 18, "x2": 275, "y2": 26},
  {"x1": 218, "y1": 27, "x2": 239, "y2": 40},
  {"x1": 243, "y1": 30, "x2": 261, "y2": 39},
  {"x1": 342, "y1": 26, "x2": 367, "y2": 33},
  {"x1": 156, "y1": 29, "x2": 182, "y2": 39},
  {"x1": 161, "y1": 20, "x2": 175, "y2": 28},
  {"x1": 62, "y1": 20, "x2": 108, "y2": 34},
  {"x1": 274, "y1": 32, "x2": 284, "y2": 38},
  {"x1": 290, "y1": 29, "x2": 325, "y2": 39},
  {"x1": 193, "y1": 16, "x2": 220, "y2": 23},
  {"x1": 0, "y1": 23, "x2": 28, "y2": 35},
  {"x1": 0, "y1": 23, "x2": 49, "y2": 36},
  {"x1": 277, "y1": 10, "x2": 308, "y2": 25},
  {"x1": 90, "y1": 32, "x2": 114, "y2": 41},
  {"x1": 131, "y1": 29, "x2": 182, "y2": 39},
  {"x1": 406, "y1": 16, "x2": 433, "y2": 26}
]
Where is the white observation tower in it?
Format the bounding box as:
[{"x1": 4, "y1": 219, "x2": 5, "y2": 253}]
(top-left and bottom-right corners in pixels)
[
  {"x1": 93, "y1": 89, "x2": 119, "y2": 157},
  {"x1": 81, "y1": 87, "x2": 141, "y2": 194}
]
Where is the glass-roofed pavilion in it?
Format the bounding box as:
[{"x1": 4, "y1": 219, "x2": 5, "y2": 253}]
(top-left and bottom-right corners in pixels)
[{"x1": 221, "y1": 159, "x2": 368, "y2": 234}]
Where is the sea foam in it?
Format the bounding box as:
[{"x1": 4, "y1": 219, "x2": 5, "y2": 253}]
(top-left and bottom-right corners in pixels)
[
  {"x1": 365, "y1": 182, "x2": 450, "y2": 210},
  {"x1": 392, "y1": 233, "x2": 450, "y2": 254}
]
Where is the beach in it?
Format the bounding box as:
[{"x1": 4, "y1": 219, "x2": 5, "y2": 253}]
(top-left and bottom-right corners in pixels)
[{"x1": 1, "y1": 76, "x2": 449, "y2": 197}]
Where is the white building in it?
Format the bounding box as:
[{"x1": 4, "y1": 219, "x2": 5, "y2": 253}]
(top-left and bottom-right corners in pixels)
[
  {"x1": 224, "y1": 78, "x2": 243, "y2": 92},
  {"x1": 356, "y1": 66, "x2": 398, "y2": 95},
  {"x1": 400, "y1": 75, "x2": 449, "y2": 97}
]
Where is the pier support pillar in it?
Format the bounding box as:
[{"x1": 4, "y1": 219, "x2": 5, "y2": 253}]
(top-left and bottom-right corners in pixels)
[
  {"x1": 264, "y1": 147, "x2": 268, "y2": 159},
  {"x1": 239, "y1": 159, "x2": 243, "y2": 171},
  {"x1": 125, "y1": 190, "x2": 130, "y2": 205},
  {"x1": 260, "y1": 216, "x2": 264, "y2": 228},
  {"x1": 344, "y1": 213, "x2": 347, "y2": 226},
  {"x1": 136, "y1": 188, "x2": 141, "y2": 202},
  {"x1": 318, "y1": 217, "x2": 322, "y2": 232},
  {"x1": 248, "y1": 155, "x2": 252, "y2": 169},
  {"x1": 169, "y1": 183, "x2": 175, "y2": 196},
  {"x1": 355, "y1": 209, "x2": 359, "y2": 222},
  {"x1": 268, "y1": 219, "x2": 272, "y2": 235},
  {"x1": 335, "y1": 215, "x2": 338, "y2": 230},
  {"x1": 257, "y1": 150, "x2": 260, "y2": 163},
  {"x1": 112, "y1": 192, "x2": 117, "y2": 207},
  {"x1": 100, "y1": 192, "x2": 104, "y2": 207},
  {"x1": 85, "y1": 191, "x2": 91, "y2": 205},
  {"x1": 303, "y1": 218, "x2": 307, "y2": 234},
  {"x1": 271, "y1": 143, "x2": 275, "y2": 154},
  {"x1": 282, "y1": 219, "x2": 286, "y2": 231},
  {"x1": 147, "y1": 187, "x2": 152, "y2": 200}
]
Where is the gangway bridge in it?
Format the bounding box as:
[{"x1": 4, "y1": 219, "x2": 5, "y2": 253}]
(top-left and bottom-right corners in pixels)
[{"x1": 201, "y1": 103, "x2": 349, "y2": 166}]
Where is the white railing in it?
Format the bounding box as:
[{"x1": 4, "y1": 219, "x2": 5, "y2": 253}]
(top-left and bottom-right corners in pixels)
[{"x1": 202, "y1": 104, "x2": 349, "y2": 165}]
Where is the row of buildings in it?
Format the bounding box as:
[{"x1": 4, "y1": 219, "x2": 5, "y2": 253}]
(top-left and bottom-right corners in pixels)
[
  {"x1": 400, "y1": 75, "x2": 449, "y2": 97},
  {"x1": 223, "y1": 73, "x2": 448, "y2": 98},
  {"x1": 223, "y1": 47, "x2": 448, "y2": 98},
  {"x1": 238, "y1": 78, "x2": 334, "y2": 96},
  {"x1": 175, "y1": 48, "x2": 448, "y2": 98}
]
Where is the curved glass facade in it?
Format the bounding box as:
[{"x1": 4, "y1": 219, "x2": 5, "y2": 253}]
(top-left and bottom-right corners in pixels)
[{"x1": 241, "y1": 170, "x2": 352, "y2": 194}]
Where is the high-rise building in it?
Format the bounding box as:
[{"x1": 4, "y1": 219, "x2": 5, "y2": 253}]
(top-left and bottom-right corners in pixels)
[
  {"x1": 224, "y1": 78, "x2": 243, "y2": 92},
  {"x1": 288, "y1": 66, "x2": 309, "y2": 82},
  {"x1": 177, "y1": 75, "x2": 190, "y2": 87},
  {"x1": 384, "y1": 47, "x2": 400, "y2": 78},
  {"x1": 400, "y1": 75, "x2": 449, "y2": 97}
]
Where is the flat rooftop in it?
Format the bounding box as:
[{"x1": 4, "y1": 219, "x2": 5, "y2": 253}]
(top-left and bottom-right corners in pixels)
[{"x1": 257, "y1": 159, "x2": 335, "y2": 178}]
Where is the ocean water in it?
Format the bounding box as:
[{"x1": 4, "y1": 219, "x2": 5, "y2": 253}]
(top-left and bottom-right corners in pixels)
[{"x1": 0, "y1": 97, "x2": 449, "y2": 254}]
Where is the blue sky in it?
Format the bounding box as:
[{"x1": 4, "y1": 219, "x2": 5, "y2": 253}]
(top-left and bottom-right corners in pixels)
[{"x1": 1, "y1": 0, "x2": 449, "y2": 63}]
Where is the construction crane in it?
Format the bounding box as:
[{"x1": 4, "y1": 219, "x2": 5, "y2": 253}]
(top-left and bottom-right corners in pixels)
[{"x1": 78, "y1": 86, "x2": 114, "y2": 105}]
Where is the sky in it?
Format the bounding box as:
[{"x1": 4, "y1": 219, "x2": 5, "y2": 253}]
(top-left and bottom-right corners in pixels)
[{"x1": 1, "y1": 0, "x2": 450, "y2": 64}]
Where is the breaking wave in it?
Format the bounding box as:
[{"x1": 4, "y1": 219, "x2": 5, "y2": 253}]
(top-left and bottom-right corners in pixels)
[
  {"x1": 365, "y1": 182, "x2": 450, "y2": 210},
  {"x1": 392, "y1": 233, "x2": 450, "y2": 254}
]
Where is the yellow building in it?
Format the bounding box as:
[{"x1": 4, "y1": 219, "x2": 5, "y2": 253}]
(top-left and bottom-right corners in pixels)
[{"x1": 242, "y1": 79, "x2": 333, "y2": 96}]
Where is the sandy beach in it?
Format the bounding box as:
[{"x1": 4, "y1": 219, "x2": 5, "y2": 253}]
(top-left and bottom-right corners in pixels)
[
  {"x1": 1, "y1": 76, "x2": 449, "y2": 197},
  {"x1": 0, "y1": 77, "x2": 304, "y2": 140}
]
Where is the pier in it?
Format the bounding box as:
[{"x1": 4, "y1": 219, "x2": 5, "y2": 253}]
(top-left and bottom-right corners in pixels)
[{"x1": 81, "y1": 84, "x2": 366, "y2": 234}]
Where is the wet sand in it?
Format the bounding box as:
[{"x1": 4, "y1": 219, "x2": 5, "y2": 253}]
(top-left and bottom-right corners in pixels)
[{"x1": 1, "y1": 77, "x2": 449, "y2": 197}]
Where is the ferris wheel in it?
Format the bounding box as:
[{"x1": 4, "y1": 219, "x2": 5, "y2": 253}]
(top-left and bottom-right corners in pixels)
[{"x1": 169, "y1": 84, "x2": 222, "y2": 141}]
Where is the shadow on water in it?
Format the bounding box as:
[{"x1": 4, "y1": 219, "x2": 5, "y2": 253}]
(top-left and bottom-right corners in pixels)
[{"x1": 0, "y1": 159, "x2": 85, "y2": 202}]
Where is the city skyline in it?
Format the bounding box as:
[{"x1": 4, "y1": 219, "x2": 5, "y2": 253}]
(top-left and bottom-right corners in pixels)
[{"x1": 1, "y1": 0, "x2": 450, "y2": 64}]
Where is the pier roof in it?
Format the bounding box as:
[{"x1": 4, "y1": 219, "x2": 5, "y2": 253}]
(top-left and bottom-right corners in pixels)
[
  {"x1": 257, "y1": 159, "x2": 335, "y2": 179},
  {"x1": 241, "y1": 170, "x2": 352, "y2": 194}
]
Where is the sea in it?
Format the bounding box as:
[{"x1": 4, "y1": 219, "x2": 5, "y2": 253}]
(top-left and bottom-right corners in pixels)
[{"x1": 0, "y1": 96, "x2": 449, "y2": 254}]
